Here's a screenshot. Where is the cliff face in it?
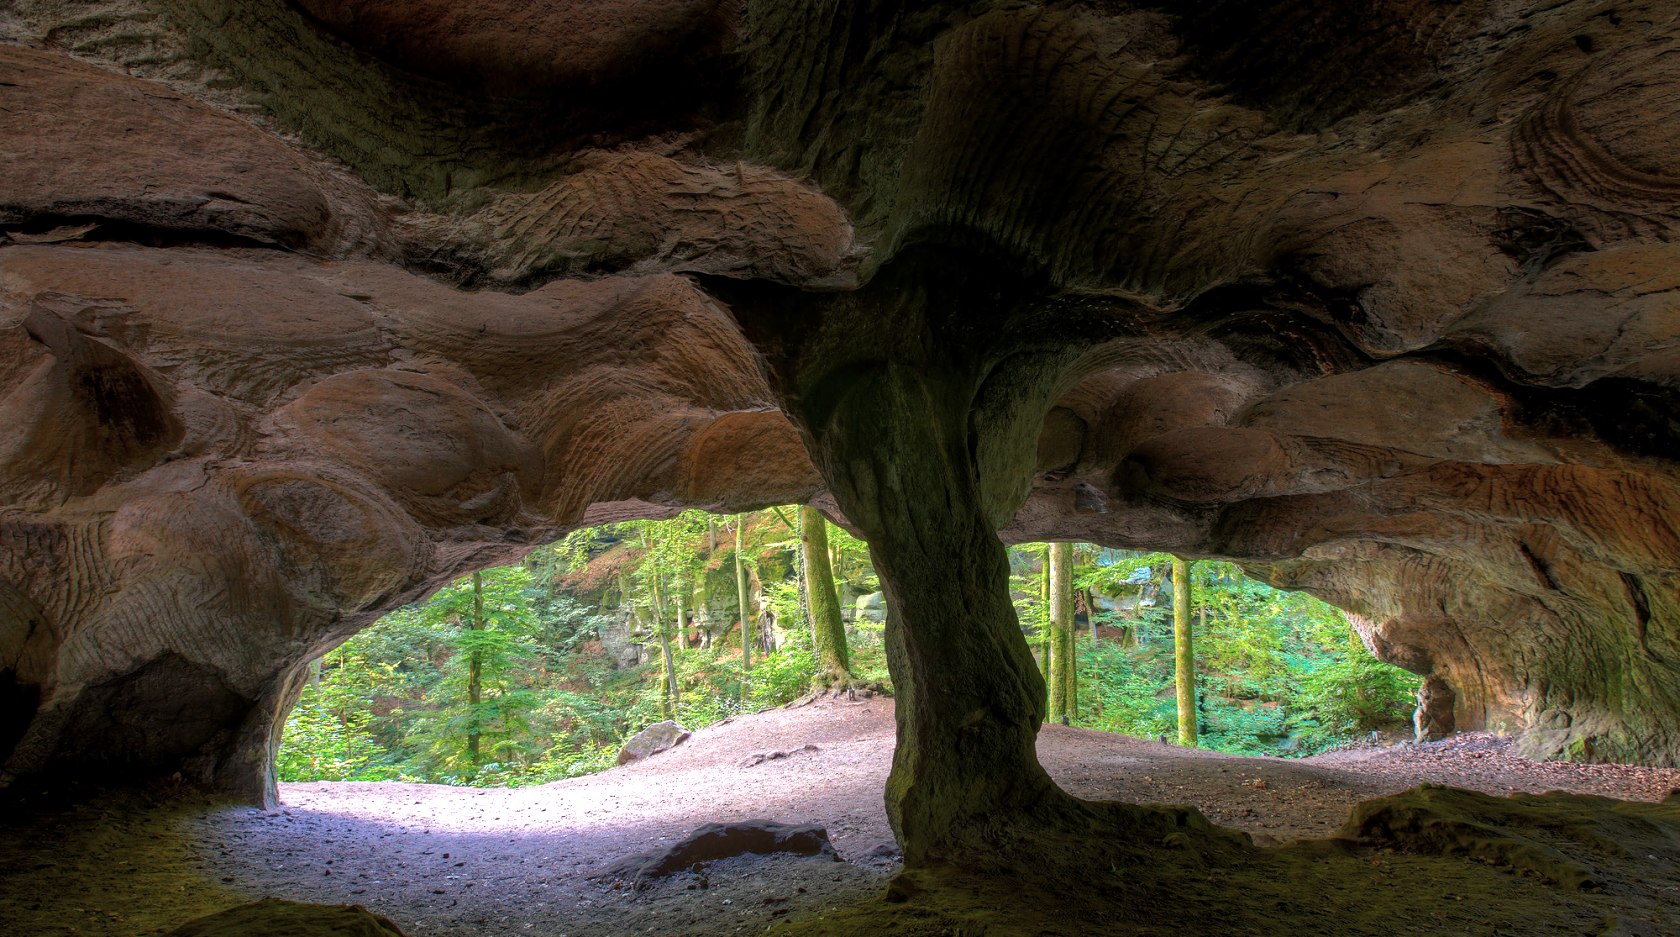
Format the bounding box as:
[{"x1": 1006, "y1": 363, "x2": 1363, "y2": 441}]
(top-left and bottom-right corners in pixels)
[{"x1": 2, "y1": 0, "x2": 1678, "y2": 802}]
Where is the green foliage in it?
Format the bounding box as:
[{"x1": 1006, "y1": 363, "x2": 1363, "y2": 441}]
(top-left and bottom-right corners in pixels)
[
  {"x1": 1290, "y1": 637, "x2": 1424, "y2": 751},
  {"x1": 1019, "y1": 545, "x2": 1421, "y2": 757},
  {"x1": 278, "y1": 507, "x2": 868, "y2": 788},
  {"x1": 1073, "y1": 641, "x2": 1177, "y2": 740},
  {"x1": 278, "y1": 558, "x2": 621, "y2": 786},
  {"x1": 392, "y1": 567, "x2": 548, "y2": 780},
  {"x1": 847, "y1": 618, "x2": 893, "y2": 688},
  {"x1": 749, "y1": 646, "x2": 820, "y2": 705},
  {"x1": 279, "y1": 515, "x2": 1418, "y2": 789},
  {"x1": 275, "y1": 653, "x2": 411, "y2": 782},
  {"x1": 763, "y1": 580, "x2": 807, "y2": 646},
  {"x1": 825, "y1": 522, "x2": 879, "y2": 594},
  {"x1": 1009, "y1": 545, "x2": 1051, "y2": 639}
]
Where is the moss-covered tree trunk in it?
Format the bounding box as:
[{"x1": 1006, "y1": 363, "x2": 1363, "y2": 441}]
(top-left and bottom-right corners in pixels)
[
  {"x1": 1173, "y1": 557, "x2": 1197, "y2": 747},
  {"x1": 1039, "y1": 554, "x2": 1052, "y2": 685},
  {"x1": 1048, "y1": 541, "x2": 1075, "y2": 724},
  {"x1": 801, "y1": 505, "x2": 852, "y2": 687},
  {"x1": 651, "y1": 574, "x2": 677, "y2": 720},
  {"x1": 735, "y1": 517, "x2": 752, "y2": 676},
  {"x1": 674, "y1": 578, "x2": 687, "y2": 654},
  {"x1": 467, "y1": 569, "x2": 484, "y2": 768}
]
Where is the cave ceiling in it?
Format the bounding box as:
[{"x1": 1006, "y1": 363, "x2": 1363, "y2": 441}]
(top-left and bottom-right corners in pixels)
[{"x1": 1, "y1": 0, "x2": 1678, "y2": 798}]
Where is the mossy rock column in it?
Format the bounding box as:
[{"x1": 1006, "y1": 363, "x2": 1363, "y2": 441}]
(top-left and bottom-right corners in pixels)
[
  {"x1": 720, "y1": 248, "x2": 1129, "y2": 865},
  {"x1": 835, "y1": 366, "x2": 1056, "y2": 864}
]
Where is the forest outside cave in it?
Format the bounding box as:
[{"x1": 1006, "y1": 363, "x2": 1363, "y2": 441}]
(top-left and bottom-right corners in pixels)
[{"x1": 274, "y1": 508, "x2": 1420, "y2": 790}]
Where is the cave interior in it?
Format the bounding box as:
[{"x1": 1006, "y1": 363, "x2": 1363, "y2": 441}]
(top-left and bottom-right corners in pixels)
[{"x1": 3, "y1": 0, "x2": 1680, "y2": 933}]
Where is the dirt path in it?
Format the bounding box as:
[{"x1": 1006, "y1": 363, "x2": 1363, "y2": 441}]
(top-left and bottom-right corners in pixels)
[{"x1": 4, "y1": 697, "x2": 1677, "y2": 936}]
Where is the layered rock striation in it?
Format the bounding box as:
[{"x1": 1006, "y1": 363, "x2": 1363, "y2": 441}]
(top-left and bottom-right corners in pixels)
[{"x1": 1, "y1": 0, "x2": 1677, "y2": 817}]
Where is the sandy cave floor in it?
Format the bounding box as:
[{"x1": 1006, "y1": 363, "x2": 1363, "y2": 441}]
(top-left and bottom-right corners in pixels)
[{"x1": 4, "y1": 697, "x2": 1680, "y2": 937}]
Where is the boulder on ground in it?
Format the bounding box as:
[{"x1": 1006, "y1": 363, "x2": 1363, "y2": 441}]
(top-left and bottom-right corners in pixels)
[
  {"x1": 607, "y1": 819, "x2": 838, "y2": 886},
  {"x1": 168, "y1": 899, "x2": 407, "y2": 936},
  {"x1": 617, "y1": 720, "x2": 690, "y2": 764}
]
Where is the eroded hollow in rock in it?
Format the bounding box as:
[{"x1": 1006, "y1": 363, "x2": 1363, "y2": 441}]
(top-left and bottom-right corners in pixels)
[{"x1": 5, "y1": 0, "x2": 1680, "y2": 932}]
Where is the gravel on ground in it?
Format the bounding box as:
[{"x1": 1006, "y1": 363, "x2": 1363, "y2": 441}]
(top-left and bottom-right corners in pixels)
[{"x1": 4, "y1": 697, "x2": 1677, "y2": 936}]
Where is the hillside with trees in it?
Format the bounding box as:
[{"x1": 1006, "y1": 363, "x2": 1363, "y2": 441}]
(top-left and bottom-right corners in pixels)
[{"x1": 278, "y1": 510, "x2": 1419, "y2": 785}]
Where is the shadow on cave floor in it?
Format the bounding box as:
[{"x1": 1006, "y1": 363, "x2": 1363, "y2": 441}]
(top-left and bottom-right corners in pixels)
[{"x1": 3, "y1": 697, "x2": 1679, "y2": 936}]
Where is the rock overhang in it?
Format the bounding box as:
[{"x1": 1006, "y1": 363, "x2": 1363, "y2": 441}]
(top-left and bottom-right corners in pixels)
[{"x1": 0, "y1": 0, "x2": 1678, "y2": 800}]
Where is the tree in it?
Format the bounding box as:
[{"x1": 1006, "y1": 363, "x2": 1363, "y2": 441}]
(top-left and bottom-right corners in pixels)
[
  {"x1": 1173, "y1": 556, "x2": 1198, "y2": 747},
  {"x1": 399, "y1": 564, "x2": 545, "y2": 780},
  {"x1": 801, "y1": 505, "x2": 851, "y2": 688},
  {"x1": 467, "y1": 570, "x2": 484, "y2": 767},
  {"x1": 1048, "y1": 541, "x2": 1075, "y2": 724},
  {"x1": 637, "y1": 535, "x2": 679, "y2": 720},
  {"x1": 1039, "y1": 548, "x2": 1052, "y2": 679},
  {"x1": 276, "y1": 642, "x2": 403, "y2": 782},
  {"x1": 736, "y1": 514, "x2": 753, "y2": 678},
  {"x1": 620, "y1": 515, "x2": 711, "y2": 719}
]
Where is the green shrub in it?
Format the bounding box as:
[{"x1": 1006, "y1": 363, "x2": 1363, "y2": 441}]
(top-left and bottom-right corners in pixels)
[{"x1": 1065, "y1": 558, "x2": 1419, "y2": 757}]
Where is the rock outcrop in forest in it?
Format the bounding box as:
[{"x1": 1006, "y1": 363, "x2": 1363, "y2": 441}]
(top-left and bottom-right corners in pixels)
[{"x1": 2, "y1": 0, "x2": 1678, "y2": 869}]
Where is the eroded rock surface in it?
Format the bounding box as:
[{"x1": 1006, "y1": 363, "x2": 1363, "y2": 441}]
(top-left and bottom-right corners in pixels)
[{"x1": 2, "y1": 0, "x2": 1679, "y2": 807}]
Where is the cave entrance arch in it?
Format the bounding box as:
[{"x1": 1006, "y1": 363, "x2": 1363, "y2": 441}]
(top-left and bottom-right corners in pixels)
[
  {"x1": 273, "y1": 526, "x2": 1417, "y2": 791},
  {"x1": 272, "y1": 508, "x2": 899, "y2": 789}
]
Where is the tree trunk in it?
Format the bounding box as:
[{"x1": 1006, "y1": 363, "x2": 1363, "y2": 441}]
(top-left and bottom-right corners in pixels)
[
  {"x1": 1173, "y1": 557, "x2": 1197, "y2": 748},
  {"x1": 802, "y1": 504, "x2": 851, "y2": 687},
  {"x1": 467, "y1": 570, "x2": 484, "y2": 769},
  {"x1": 796, "y1": 510, "x2": 817, "y2": 651},
  {"x1": 736, "y1": 516, "x2": 752, "y2": 676},
  {"x1": 674, "y1": 579, "x2": 687, "y2": 654},
  {"x1": 1039, "y1": 553, "x2": 1051, "y2": 685},
  {"x1": 1048, "y1": 541, "x2": 1075, "y2": 724},
  {"x1": 658, "y1": 623, "x2": 677, "y2": 717},
  {"x1": 650, "y1": 572, "x2": 676, "y2": 720}
]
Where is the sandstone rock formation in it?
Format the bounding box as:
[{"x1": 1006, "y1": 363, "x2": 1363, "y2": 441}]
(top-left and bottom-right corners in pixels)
[{"x1": 1, "y1": 0, "x2": 1677, "y2": 872}]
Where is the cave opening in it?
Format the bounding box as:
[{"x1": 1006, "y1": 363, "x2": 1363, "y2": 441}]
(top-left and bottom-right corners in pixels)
[{"x1": 271, "y1": 517, "x2": 1421, "y2": 791}]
